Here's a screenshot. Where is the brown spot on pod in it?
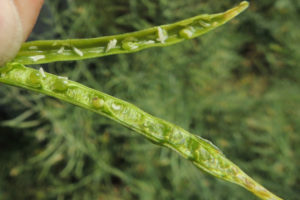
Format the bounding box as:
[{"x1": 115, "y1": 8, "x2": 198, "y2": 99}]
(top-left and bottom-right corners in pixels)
[{"x1": 92, "y1": 97, "x2": 105, "y2": 109}]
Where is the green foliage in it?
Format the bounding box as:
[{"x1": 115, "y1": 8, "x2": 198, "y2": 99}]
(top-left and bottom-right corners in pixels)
[{"x1": 0, "y1": 0, "x2": 299, "y2": 200}]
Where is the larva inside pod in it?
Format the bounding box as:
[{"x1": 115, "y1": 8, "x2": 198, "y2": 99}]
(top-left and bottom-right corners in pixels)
[
  {"x1": 73, "y1": 47, "x2": 84, "y2": 57},
  {"x1": 111, "y1": 102, "x2": 122, "y2": 111},
  {"x1": 106, "y1": 39, "x2": 118, "y2": 52},
  {"x1": 156, "y1": 27, "x2": 168, "y2": 43},
  {"x1": 179, "y1": 26, "x2": 196, "y2": 39},
  {"x1": 122, "y1": 37, "x2": 139, "y2": 50},
  {"x1": 107, "y1": 101, "x2": 126, "y2": 117},
  {"x1": 30, "y1": 55, "x2": 46, "y2": 62},
  {"x1": 198, "y1": 19, "x2": 212, "y2": 28}
]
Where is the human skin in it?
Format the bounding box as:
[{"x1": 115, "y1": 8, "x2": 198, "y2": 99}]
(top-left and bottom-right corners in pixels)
[{"x1": 0, "y1": 0, "x2": 44, "y2": 66}]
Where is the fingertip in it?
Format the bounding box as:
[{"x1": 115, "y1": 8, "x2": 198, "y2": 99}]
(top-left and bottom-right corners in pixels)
[
  {"x1": 13, "y1": 0, "x2": 44, "y2": 40},
  {"x1": 0, "y1": 0, "x2": 23, "y2": 66}
]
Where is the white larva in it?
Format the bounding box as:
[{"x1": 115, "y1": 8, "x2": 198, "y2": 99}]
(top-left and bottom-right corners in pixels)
[
  {"x1": 57, "y1": 46, "x2": 65, "y2": 54},
  {"x1": 199, "y1": 20, "x2": 211, "y2": 27},
  {"x1": 73, "y1": 47, "x2": 84, "y2": 57},
  {"x1": 58, "y1": 76, "x2": 68, "y2": 80},
  {"x1": 157, "y1": 27, "x2": 168, "y2": 43},
  {"x1": 111, "y1": 103, "x2": 121, "y2": 111},
  {"x1": 29, "y1": 46, "x2": 38, "y2": 50},
  {"x1": 212, "y1": 21, "x2": 219, "y2": 26},
  {"x1": 146, "y1": 40, "x2": 155, "y2": 44},
  {"x1": 30, "y1": 55, "x2": 46, "y2": 62},
  {"x1": 106, "y1": 39, "x2": 118, "y2": 52},
  {"x1": 88, "y1": 47, "x2": 105, "y2": 54},
  {"x1": 39, "y1": 67, "x2": 46, "y2": 78},
  {"x1": 52, "y1": 41, "x2": 58, "y2": 46}
]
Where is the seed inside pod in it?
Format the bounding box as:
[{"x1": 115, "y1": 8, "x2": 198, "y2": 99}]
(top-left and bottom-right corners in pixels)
[
  {"x1": 27, "y1": 71, "x2": 42, "y2": 88},
  {"x1": 92, "y1": 97, "x2": 105, "y2": 109},
  {"x1": 52, "y1": 77, "x2": 69, "y2": 92}
]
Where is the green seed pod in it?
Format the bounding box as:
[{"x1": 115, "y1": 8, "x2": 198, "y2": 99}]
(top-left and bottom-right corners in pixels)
[
  {"x1": 14, "y1": 1, "x2": 250, "y2": 65},
  {"x1": 0, "y1": 63, "x2": 282, "y2": 200}
]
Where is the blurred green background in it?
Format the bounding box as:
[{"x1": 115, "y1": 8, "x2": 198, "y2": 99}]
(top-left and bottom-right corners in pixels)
[{"x1": 0, "y1": 0, "x2": 299, "y2": 199}]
